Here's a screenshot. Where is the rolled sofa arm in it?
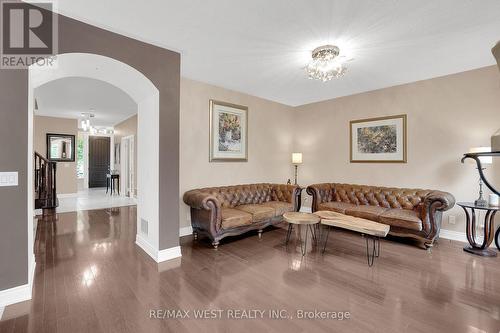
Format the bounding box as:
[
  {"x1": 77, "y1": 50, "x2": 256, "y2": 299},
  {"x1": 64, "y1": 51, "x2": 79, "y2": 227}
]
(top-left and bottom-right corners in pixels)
[
  {"x1": 183, "y1": 190, "x2": 222, "y2": 237},
  {"x1": 271, "y1": 184, "x2": 302, "y2": 211},
  {"x1": 183, "y1": 190, "x2": 220, "y2": 211},
  {"x1": 423, "y1": 190, "x2": 455, "y2": 212},
  {"x1": 306, "y1": 183, "x2": 334, "y2": 212},
  {"x1": 420, "y1": 190, "x2": 456, "y2": 240}
]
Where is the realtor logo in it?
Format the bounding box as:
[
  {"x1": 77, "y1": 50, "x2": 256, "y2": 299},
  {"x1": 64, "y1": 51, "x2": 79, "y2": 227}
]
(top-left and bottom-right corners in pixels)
[{"x1": 1, "y1": 0, "x2": 57, "y2": 68}]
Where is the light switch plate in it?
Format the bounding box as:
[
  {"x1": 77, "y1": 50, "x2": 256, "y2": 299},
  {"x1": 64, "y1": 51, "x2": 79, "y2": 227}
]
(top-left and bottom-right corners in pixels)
[{"x1": 0, "y1": 172, "x2": 18, "y2": 187}]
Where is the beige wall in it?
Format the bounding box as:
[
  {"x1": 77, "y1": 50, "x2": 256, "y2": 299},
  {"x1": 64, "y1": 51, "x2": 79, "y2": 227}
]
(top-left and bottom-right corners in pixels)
[
  {"x1": 180, "y1": 78, "x2": 295, "y2": 228},
  {"x1": 34, "y1": 115, "x2": 78, "y2": 195},
  {"x1": 294, "y1": 66, "x2": 500, "y2": 233},
  {"x1": 114, "y1": 114, "x2": 138, "y2": 196}
]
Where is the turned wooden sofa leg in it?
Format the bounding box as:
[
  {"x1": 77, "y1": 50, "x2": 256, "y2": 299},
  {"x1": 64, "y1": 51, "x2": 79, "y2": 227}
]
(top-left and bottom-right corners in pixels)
[
  {"x1": 212, "y1": 241, "x2": 219, "y2": 249},
  {"x1": 424, "y1": 241, "x2": 434, "y2": 250},
  {"x1": 258, "y1": 230, "x2": 263, "y2": 239}
]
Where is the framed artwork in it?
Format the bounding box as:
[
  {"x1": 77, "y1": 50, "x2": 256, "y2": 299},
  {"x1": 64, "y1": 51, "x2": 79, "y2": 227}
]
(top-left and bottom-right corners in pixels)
[
  {"x1": 209, "y1": 99, "x2": 248, "y2": 162},
  {"x1": 46, "y1": 133, "x2": 75, "y2": 162},
  {"x1": 350, "y1": 114, "x2": 407, "y2": 163}
]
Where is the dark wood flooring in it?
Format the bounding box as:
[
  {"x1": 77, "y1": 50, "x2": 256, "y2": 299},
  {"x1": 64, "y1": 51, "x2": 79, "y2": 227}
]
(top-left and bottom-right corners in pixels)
[{"x1": 1, "y1": 206, "x2": 499, "y2": 332}]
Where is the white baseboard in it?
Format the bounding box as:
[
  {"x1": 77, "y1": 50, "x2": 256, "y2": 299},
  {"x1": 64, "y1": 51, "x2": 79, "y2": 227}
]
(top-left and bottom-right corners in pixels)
[
  {"x1": 439, "y1": 229, "x2": 468, "y2": 243},
  {"x1": 157, "y1": 246, "x2": 182, "y2": 262},
  {"x1": 439, "y1": 228, "x2": 495, "y2": 247},
  {"x1": 135, "y1": 233, "x2": 158, "y2": 260},
  {"x1": 135, "y1": 234, "x2": 182, "y2": 263},
  {"x1": 0, "y1": 256, "x2": 36, "y2": 308},
  {"x1": 299, "y1": 206, "x2": 312, "y2": 213},
  {"x1": 179, "y1": 226, "x2": 193, "y2": 237},
  {"x1": 57, "y1": 192, "x2": 78, "y2": 198}
]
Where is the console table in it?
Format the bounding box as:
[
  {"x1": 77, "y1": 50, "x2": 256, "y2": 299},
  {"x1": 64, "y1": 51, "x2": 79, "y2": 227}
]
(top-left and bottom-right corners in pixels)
[
  {"x1": 458, "y1": 202, "x2": 498, "y2": 257},
  {"x1": 106, "y1": 173, "x2": 120, "y2": 195}
]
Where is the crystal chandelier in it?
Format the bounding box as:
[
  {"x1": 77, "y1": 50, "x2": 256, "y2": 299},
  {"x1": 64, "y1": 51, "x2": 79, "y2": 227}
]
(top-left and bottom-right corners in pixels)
[{"x1": 305, "y1": 45, "x2": 347, "y2": 81}]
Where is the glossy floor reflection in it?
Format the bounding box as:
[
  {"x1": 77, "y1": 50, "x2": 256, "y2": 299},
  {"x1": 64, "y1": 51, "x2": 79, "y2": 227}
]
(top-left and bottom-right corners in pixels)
[
  {"x1": 1, "y1": 206, "x2": 499, "y2": 332},
  {"x1": 56, "y1": 188, "x2": 137, "y2": 213}
]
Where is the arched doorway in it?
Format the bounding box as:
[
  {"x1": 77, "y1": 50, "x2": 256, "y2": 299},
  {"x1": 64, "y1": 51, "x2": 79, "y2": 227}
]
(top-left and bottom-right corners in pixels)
[
  {"x1": 0, "y1": 11, "x2": 179, "y2": 309},
  {"x1": 28, "y1": 53, "x2": 172, "y2": 267}
]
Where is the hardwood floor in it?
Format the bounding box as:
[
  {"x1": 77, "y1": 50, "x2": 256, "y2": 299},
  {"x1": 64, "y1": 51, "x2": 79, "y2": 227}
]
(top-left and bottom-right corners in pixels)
[{"x1": 1, "y1": 206, "x2": 499, "y2": 332}]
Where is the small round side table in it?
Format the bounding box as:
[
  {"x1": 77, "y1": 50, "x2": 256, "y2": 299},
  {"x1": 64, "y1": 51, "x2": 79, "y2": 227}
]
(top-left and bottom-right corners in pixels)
[
  {"x1": 283, "y1": 212, "x2": 320, "y2": 256},
  {"x1": 457, "y1": 202, "x2": 499, "y2": 257}
]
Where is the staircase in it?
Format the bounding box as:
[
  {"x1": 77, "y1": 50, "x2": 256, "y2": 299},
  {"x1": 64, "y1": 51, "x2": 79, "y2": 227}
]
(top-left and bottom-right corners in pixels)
[{"x1": 34, "y1": 152, "x2": 58, "y2": 215}]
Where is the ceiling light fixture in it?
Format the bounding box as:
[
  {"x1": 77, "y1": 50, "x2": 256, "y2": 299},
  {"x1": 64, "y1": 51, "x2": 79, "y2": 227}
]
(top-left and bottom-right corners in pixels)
[
  {"x1": 305, "y1": 45, "x2": 348, "y2": 82},
  {"x1": 80, "y1": 112, "x2": 95, "y2": 132},
  {"x1": 79, "y1": 112, "x2": 114, "y2": 135}
]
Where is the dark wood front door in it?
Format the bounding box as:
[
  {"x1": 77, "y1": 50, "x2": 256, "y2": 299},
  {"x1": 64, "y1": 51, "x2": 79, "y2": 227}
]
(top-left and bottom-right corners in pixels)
[{"x1": 89, "y1": 136, "x2": 110, "y2": 188}]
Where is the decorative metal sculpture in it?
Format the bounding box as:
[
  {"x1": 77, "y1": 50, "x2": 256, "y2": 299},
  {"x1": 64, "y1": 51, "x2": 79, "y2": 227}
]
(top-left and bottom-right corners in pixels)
[
  {"x1": 461, "y1": 151, "x2": 500, "y2": 251},
  {"x1": 461, "y1": 151, "x2": 500, "y2": 196}
]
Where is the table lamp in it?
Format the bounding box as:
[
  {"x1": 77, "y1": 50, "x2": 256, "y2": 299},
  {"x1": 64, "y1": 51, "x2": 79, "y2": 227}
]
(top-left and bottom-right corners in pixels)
[
  {"x1": 469, "y1": 147, "x2": 492, "y2": 206},
  {"x1": 292, "y1": 153, "x2": 303, "y2": 185}
]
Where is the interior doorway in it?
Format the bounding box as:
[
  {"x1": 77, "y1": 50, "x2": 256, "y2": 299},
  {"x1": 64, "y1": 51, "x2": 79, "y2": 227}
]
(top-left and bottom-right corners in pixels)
[
  {"x1": 88, "y1": 136, "x2": 111, "y2": 188},
  {"x1": 120, "y1": 135, "x2": 135, "y2": 197},
  {"x1": 29, "y1": 52, "x2": 164, "y2": 269}
]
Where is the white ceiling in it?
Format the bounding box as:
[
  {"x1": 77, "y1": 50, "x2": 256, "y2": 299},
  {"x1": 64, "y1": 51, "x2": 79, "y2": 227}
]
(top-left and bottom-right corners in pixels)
[
  {"x1": 55, "y1": 0, "x2": 500, "y2": 106},
  {"x1": 35, "y1": 77, "x2": 137, "y2": 127}
]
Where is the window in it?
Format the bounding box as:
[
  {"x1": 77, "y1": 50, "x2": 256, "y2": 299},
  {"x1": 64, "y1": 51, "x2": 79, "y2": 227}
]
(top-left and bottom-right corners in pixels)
[{"x1": 76, "y1": 136, "x2": 85, "y2": 179}]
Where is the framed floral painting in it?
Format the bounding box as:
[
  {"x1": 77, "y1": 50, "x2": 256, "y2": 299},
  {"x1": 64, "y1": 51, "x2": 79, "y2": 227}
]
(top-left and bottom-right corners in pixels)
[
  {"x1": 350, "y1": 114, "x2": 407, "y2": 163},
  {"x1": 209, "y1": 100, "x2": 248, "y2": 162}
]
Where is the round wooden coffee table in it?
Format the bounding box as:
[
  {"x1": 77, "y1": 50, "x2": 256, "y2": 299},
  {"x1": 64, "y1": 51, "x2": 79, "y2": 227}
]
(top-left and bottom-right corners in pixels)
[{"x1": 283, "y1": 212, "x2": 320, "y2": 256}]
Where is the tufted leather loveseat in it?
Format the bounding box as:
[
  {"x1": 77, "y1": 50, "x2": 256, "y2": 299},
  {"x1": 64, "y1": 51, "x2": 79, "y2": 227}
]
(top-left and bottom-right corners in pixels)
[
  {"x1": 306, "y1": 183, "x2": 455, "y2": 248},
  {"x1": 183, "y1": 183, "x2": 302, "y2": 248}
]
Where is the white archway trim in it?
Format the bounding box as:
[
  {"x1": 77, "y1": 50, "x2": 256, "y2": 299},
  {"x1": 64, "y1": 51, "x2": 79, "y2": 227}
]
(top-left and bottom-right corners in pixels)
[
  {"x1": 28, "y1": 53, "x2": 177, "y2": 268},
  {"x1": 30, "y1": 53, "x2": 157, "y2": 103}
]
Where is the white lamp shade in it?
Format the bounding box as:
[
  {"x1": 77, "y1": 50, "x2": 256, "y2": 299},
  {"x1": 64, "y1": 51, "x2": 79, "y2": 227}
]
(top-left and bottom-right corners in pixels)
[
  {"x1": 292, "y1": 153, "x2": 303, "y2": 164},
  {"x1": 469, "y1": 147, "x2": 492, "y2": 164}
]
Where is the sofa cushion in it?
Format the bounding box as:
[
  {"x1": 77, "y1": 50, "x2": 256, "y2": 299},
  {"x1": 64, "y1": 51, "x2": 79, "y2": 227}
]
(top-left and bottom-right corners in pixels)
[
  {"x1": 318, "y1": 201, "x2": 357, "y2": 214},
  {"x1": 235, "y1": 204, "x2": 275, "y2": 222},
  {"x1": 345, "y1": 205, "x2": 389, "y2": 222},
  {"x1": 221, "y1": 208, "x2": 253, "y2": 229},
  {"x1": 261, "y1": 201, "x2": 294, "y2": 217},
  {"x1": 379, "y1": 209, "x2": 422, "y2": 231}
]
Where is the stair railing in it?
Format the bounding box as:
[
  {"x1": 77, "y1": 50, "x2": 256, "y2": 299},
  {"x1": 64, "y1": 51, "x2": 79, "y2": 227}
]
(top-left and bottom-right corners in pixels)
[{"x1": 34, "y1": 152, "x2": 57, "y2": 209}]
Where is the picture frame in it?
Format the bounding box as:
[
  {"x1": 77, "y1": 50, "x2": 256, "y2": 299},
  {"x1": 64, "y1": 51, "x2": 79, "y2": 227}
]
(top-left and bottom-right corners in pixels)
[
  {"x1": 209, "y1": 99, "x2": 248, "y2": 162},
  {"x1": 350, "y1": 114, "x2": 407, "y2": 163},
  {"x1": 46, "y1": 133, "x2": 76, "y2": 162}
]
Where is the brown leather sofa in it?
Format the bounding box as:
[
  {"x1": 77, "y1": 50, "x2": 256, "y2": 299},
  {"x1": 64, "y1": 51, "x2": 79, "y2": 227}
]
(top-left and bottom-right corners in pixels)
[
  {"x1": 183, "y1": 183, "x2": 302, "y2": 248},
  {"x1": 306, "y1": 183, "x2": 455, "y2": 248}
]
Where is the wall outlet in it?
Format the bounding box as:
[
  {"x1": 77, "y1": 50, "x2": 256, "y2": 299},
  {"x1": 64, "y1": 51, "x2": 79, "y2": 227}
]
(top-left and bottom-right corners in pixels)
[{"x1": 448, "y1": 215, "x2": 456, "y2": 225}]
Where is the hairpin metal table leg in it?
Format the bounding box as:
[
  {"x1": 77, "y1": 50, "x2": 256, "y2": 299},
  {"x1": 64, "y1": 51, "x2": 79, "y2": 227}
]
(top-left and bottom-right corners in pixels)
[
  {"x1": 322, "y1": 226, "x2": 330, "y2": 254},
  {"x1": 300, "y1": 225, "x2": 309, "y2": 256},
  {"x1": 308, "y1": 224, "x2": 317, "y2": 244},
  {"x1": 285, "y1": 223, "x2": 293, "y2": 247},
  {"x1": 365, "y1": 236, "x2": 379, "y2": 267}
]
